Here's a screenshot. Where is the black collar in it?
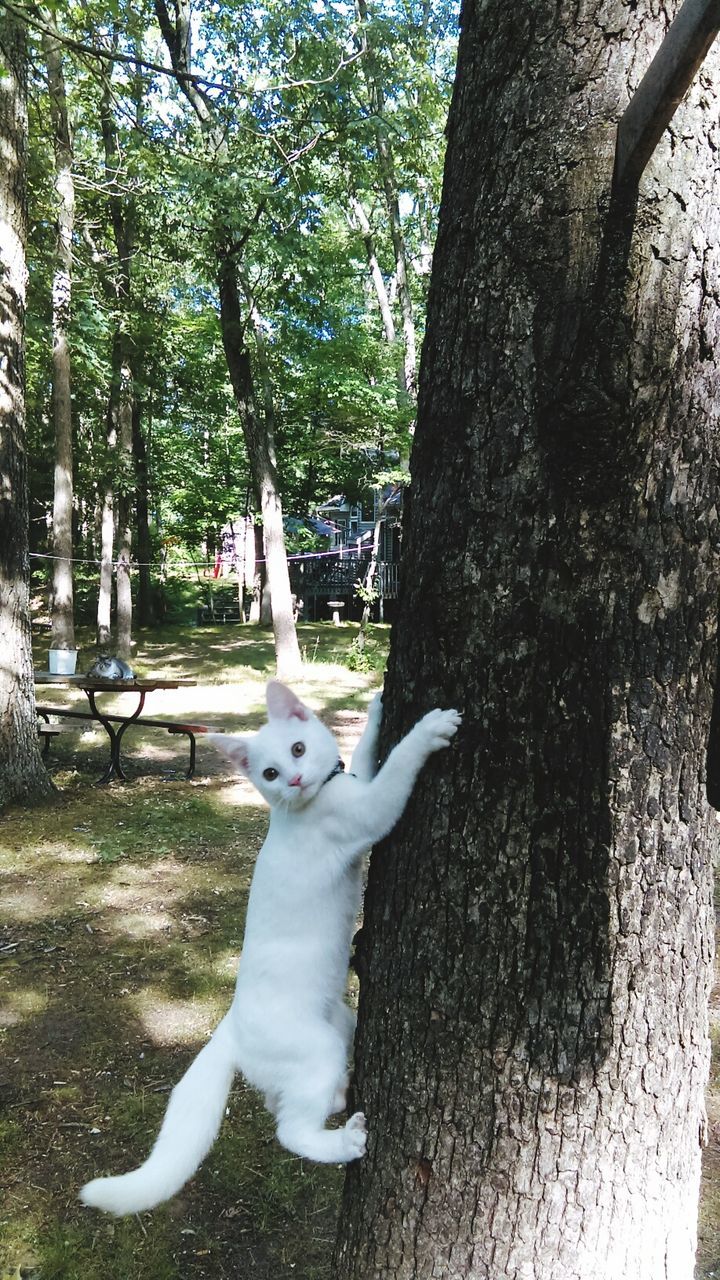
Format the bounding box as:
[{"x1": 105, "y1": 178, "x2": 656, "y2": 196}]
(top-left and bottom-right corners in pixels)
[{"x1": 323, "y1": 759, "x2": 346, "y2": 786}]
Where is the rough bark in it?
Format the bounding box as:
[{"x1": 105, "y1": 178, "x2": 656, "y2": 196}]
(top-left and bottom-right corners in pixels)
[
  {"x1": 334, "y1": 2, "x2": 720, "y2": 1277},
  {"x1": 0, "y1": 16, "x2": 54, "y2": 807},
  {"x1": 42, "y1": 18, "x2": 76, "y2": 653}
]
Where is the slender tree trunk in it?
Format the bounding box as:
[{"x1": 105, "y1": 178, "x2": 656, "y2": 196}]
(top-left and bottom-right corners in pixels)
[
  {"x1": 42, "y1": 19, "x2": 76, "y2": 653},
  {"x1": 154, "y1": 0, "x2": 301, "y2": 677},
  {"x1": 96, "y1": 471, "x2": 115, "y2": 649},
  {"x1": 114, "y1": 353, "x2": 134, "y2": 661},
  {"x1": 133, "y1": 402, "x2": 154, "y2": 626},
  {"x1": 242, "y1": 278, "x2": 277, "y2": 443},
  {"x1": 335, "y1": 2, "x2": 720, "y2": 1277},
  {"x1": 98, "y1": 54, "x2": 136, "y2": 660},
  {"x1": 96, "y1": 342, "x2": 134, "y2": 656},
  {"x1": 0, "y1": 16, "x2": 53, "y2": 807},
  {"x1": 356, "y1": 0, "x2": 417, "y2": 403},
  {"x1": 348, "y1": 196, "x2": 397, "y2": 346},
  {"x1": 348, "y1": 193, "x2": 408, "y2": 405},
  {"x1": 218, "y1": 254, "x2": 301, "y2": 676},
  {"x1": 357, "y1": 494, "x2": 394, "y2": 650},
  {"x1": 249, "y1": 520, "x2": 263, "y2": 624}
]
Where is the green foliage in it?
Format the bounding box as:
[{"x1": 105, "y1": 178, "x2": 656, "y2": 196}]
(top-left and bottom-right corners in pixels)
[
  {"x1": 354, "y1": 578, "x2": 380, "y2": 607},
  {"x1": 23, "y1": 0, "x2": 458, "y2": 629},
  {"x1": 345, "y1": 632, "x2": 387, "y2": 674}
]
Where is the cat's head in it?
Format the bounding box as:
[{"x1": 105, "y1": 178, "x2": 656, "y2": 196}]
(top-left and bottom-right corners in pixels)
[{"x1": 212, "y1": 680, "x2": 340, "y2": 809}]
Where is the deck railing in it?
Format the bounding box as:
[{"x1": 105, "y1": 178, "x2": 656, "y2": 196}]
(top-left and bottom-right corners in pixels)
[{"x1": 290, "y1": 555, "x2": 399, "y2": 600}]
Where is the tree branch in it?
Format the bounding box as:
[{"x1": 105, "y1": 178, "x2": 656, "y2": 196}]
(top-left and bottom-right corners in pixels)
[{"x1": 0, "y1": 0, "x2": 364, "y2": 98}]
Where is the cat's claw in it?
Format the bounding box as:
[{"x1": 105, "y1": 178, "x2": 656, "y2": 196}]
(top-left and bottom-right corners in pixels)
[
  {"x1": 343, "y1": 1111, "x2": 368, "y2": 1160},
  {"x1": 419, "y1": 707, "x2": 462, "y2": 751}
]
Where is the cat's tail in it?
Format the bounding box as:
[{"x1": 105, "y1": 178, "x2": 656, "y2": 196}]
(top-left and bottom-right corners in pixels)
[{"x1": 80, "y1": 1015, "x2": 236, "y2": 1216}]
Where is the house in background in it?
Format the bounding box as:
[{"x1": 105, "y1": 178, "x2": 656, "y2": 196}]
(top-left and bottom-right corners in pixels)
[
  {"x1": 200, "y1": 486, "x2": 404, "y2": 625},
  {"x1": 291, "y1": 486, "x2": 403, "y2": 622}
]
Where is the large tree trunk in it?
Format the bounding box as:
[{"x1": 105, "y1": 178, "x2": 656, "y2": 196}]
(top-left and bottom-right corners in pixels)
[
  {"x1": 335, "y1": 2, "x2": 720, "y2": 1277},
  {"x1": 0, "y1": 16, "x2": 54, "y2": 808},
  {"x1": 42, "y1": 19, "x2": 76, "y2": 654}
]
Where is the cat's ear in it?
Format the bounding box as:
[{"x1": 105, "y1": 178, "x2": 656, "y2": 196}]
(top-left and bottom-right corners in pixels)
[
  {"x1": 208, "y1": 732, "x2": 251, "y2": 774},
  {"x1": 266, "y1": 680, "x2": 310, "y2": 722}
]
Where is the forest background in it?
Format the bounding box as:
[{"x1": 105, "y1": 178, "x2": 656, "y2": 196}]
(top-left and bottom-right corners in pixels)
[{"x1": 16, "y1": 0, "x2": 458, "y2": 661}]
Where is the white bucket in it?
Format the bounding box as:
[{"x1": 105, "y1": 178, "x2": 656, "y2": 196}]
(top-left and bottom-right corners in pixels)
[{"x1": 48, "y1": 648, "x2": 78, "y2": 675}]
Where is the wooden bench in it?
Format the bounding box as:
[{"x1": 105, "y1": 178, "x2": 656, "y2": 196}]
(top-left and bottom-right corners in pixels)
[
  {"x1": 36, "y1": 706, "x2": 223, "y2": 779},
  {"x1": 196, "y1": 604, "x2": 243, "y2": 624},
  {"x1": 37, "y1": 722, "x2": 63, "y2": 757}
]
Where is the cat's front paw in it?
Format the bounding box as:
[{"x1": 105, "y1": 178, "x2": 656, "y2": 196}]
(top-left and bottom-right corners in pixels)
[
  {"x1": 342, "y1": 1111, "x2": 367, "y2": 1160},
  {"x1": 418, "y1": 707, "x2": 461, "y2": 752}
]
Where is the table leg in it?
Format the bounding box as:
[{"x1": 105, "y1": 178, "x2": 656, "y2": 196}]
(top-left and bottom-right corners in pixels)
[
  {"x1": 87, "y1": 689, "x2": 147, "y2": 784},
  {"x1": 37, "y1": 710, "x2": 51, "y2": 759}
]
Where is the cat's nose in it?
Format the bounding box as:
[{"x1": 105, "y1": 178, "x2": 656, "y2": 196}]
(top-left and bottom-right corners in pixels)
[{"x1": 289, "y1": 774, "x2": 303, "y2": 787}]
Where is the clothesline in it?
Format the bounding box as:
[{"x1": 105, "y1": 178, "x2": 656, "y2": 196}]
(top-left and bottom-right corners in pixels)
[{"x1": 29, "y1": 544, "x2": 365, "y2": 571}]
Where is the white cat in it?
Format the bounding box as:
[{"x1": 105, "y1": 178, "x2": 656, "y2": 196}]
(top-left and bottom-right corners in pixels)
[{"x1": 80, "y1": 680, "x2": 460, "y2": 1216}]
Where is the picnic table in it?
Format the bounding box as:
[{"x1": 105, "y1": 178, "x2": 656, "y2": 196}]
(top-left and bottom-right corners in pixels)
[{"x1": 34, "y1": 673, "x2": 203, "y2": 783}]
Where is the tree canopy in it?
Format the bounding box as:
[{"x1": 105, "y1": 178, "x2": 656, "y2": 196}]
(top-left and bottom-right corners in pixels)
[{"x1": 16, "y1": 0, "x2": 458, "y2": 629}]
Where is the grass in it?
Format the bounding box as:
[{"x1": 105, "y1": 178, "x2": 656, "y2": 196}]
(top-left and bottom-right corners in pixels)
[{"x1": 1, "y1": 622, "x2": 388, "y2": 1280}]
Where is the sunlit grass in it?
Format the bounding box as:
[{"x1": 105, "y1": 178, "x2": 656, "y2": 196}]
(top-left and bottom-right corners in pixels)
[{"x1": 0, "y1": 986, "x2": 49, "y2": 1028}]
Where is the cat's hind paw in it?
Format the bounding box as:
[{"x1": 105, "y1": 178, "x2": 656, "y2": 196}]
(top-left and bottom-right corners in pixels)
[
  {"x1": 419, "y1": 707, "x2": 461, "y2": 751},
  {"x1": 342, "y1": 1111, "x2": 368, "y2": 1160}
]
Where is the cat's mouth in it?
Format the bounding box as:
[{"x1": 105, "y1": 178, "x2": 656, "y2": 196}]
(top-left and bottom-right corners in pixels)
[{"x1": 286, "y1": 778, "x2": 320, "y2": 805}]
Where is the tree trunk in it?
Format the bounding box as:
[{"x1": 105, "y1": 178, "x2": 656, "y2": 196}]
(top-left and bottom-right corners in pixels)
[
  {"x1": 218, "y1": 254, "x2": 302, "y2": 677},
  {"x1": 114, "y1": 351, "x2": 134, "y2": 662},
  {"x1": 0, "y1": 16, "x2": 54, "y2": 808},
  {"x1": 348, "y1": 193, "x2": 409, "y2": 406},
  {"x1": 42, "y1": 19, "x2": 76, "y2": 654},
  {"x1": 334, "y1": 2, "x2": 720, "y2": 1277},
  {"x1": 98, "y1": 53, "x2": 136, "y2": 660},
  {"x1": 95, "y1": 476, "x2": 114, "y2": 649},
  {"x1": 356, "y1": 0, "x2": 417, "y2": 403},
  {"x1": 249, "y1": 519, "x2": 263, "y2": 624},
  {"x1": 357, "y1": 494, "x2": 394, "y2": 651},
  {"x1": 154, "y1": 0, "x2": 301, "y2": 677},
  {"x1": 348, "y1": 195, "x2": 397, "y2": 346},
  {"x1": 133, "y1": 402, "x2": 154, "y2": 627}
]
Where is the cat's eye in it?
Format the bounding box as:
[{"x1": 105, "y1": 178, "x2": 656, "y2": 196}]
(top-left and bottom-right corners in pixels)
[
  {"x1": 291, "y1": 742, "x2": 305, "y2": 758},
  {"x1": 263, "y1": 767, "x2": 279, "y2": 781}
]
